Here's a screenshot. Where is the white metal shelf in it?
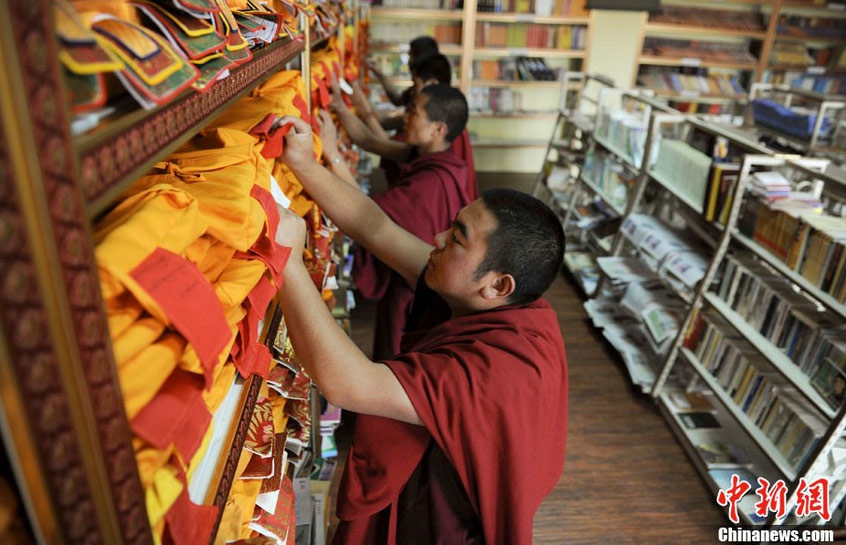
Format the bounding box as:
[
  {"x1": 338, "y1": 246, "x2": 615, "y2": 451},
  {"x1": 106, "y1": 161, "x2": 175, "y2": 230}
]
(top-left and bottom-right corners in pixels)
[
  {"x1": 578, "y1": 173, "x2": 626, "y2": 216},
  {"x1": 704, "y1": 293, "x2": 837, "y2": 420},
  {"x1": 646, "y1": 167, "x2": 706, "y2": 215},
  {"x1": 592, "y1": 134, "x2": 639, "y2": 171}
]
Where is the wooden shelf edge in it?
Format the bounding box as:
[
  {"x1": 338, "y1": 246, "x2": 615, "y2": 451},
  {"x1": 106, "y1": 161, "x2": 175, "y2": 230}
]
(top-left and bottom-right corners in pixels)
[
  {"x1": 370, "y1": 43, "x2": 463, "y2": 54},
  {"x1": 369, "y1": 7, "x2": 464, "y2": 19},
  {"x1": 80, "y1": 37, "x2": 306, "y2": 218},
  {"x1": 645, "y1": 22, "x2": 767, "y2": 39},
  {"x1": 472, "y1": 139, "x2": 549, "y2": 148},
  {"x1": 470, "y1": 111, "x2": 559, "y2": 119},
  {"x1": 475, "y1": 12, "x2": 589, "y2": 24},
  {"x1": 473, "y1": 47, "x2": 586, "y2": 58},
  {"x1": 471, "y1": 79, "x2": 579, "y2": 89},
  {"x1": 638, "y1": 55, "x2": 759, "y2": 70}
]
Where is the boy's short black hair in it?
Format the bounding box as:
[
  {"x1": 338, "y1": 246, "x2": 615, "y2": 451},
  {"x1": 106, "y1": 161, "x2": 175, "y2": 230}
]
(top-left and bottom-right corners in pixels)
[
  {"x1": 475, "y1": 189, "x2": 565, "y2": 305},
  {"x1": 419, "y1": 84, "x2": 468, "y2": 143},
  {"x1": 410, "y1": 53, "x2": 452, "y2": 86},
  {"x1": 408, "y1": 36, "x2": 439, "y2": 60}
]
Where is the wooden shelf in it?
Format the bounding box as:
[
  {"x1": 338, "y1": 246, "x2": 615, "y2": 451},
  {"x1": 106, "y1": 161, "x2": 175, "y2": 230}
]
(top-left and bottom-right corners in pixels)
[
  {"x1": 645, "y1": 22, "x2": 767, "y2": 39},
  {"x1": 473, "y1": 47, "x2": 586, "y2": 58},
  {"x1": 470, "y1": 111, "x2": 559, "y2": 119},
  {"x1": 78, "y1": 36, "x2": 306, "y2": 218},
  {"x1": 371, "y1": 43, "x2": 463, "y2": 55},
  {"x1": 780, "y1": 1, "x2": 846, "y2": 16},
  {"x1": 475, "y1": 13, "x2": 589, "y2": 24},
  {"x1": 732, "y1": 232, "x2": 846, "y2": 321},
  {"x1": 767, "y1": 64, "x2": 846, "y2": 74},
  {"x1": 776, "y1": 32, "x2": 846, "y2": 44},
  {"x1": 638, "y1": 55, "x2": 759, "y2": 70},
  {"x1": 471, "y1": 79, "x2": 581, "y2": 89},
  {"x1": 703, "y1": 293, "x2": 837, "y2": 420},
  {"x1": 369, "y1": 7, "x2": 465, "y2": 20},
  {"x1": 679, "y1": 347, "x2": 798, "y2": 481},
  {"x1": 472, "y1": 139, "x2": 549, "y2": 148}
]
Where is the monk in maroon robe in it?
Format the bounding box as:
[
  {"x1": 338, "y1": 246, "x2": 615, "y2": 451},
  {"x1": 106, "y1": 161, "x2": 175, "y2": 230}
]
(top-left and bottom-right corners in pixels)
[
  {"x1": 276, "y1": 115, "x2": 568, "y2": 544},
  {"x1": 334, "y1": 83, "x2": 476, "y2": 360}
]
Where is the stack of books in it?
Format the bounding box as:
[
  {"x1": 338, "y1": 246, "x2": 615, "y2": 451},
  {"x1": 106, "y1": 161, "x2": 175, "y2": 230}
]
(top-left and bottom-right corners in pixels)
[
  {"x1": 639, "y1": 71, "x2": 746, "y2": 96},
  {"x1": 649, "y1": 6, "x2": 764, "y2": 32},
  {"x1": 476, "y1": 0, "x2": 588, "y2": 15},
  {"x1": 642, "y1": 38, "x2": 758, "y2": 65},
  {"x1": 371, "y1": 22, "x2": 462, "y2": 46},
  {"x1": 468, "y1": 86, "x2": 520, "y2": 112},
  {"x1": 751, "y1": 171, "x2": 792, "y2": 200}
]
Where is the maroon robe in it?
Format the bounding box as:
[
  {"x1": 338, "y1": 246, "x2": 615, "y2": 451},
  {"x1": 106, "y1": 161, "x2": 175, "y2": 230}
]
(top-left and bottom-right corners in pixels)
[
  {"x1": 333, "y1": 276, "x2": 568, "y2": 545},
  {"x1": 381, "y1": 129, "x2": 478, "y2": 201},
  {"x1": 354, "y1": 150, "x2": 472, "y2": 361}
]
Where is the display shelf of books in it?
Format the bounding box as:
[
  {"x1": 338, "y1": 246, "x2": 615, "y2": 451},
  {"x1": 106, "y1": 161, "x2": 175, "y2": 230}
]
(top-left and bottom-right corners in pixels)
[
  {"x1": 473, "y1": 46, "x2": 585, "y2": 58},
  {"x1": 646, "y1": 23, "x2": 768, "y2": 40},
  {"x1": 646, "y1": 152, "x2": 846, "y2": 526},
  {"x1": 370, "y1": 43, "x2": 464, "y2": 55},
  {"x1": 475, "y1": 13, "x2": 589, "y2": 23}
]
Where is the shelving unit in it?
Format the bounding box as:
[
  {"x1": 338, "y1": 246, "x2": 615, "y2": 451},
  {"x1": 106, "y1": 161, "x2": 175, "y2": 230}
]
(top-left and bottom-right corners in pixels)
[{"x1": 0, "y1": 2, "x2": 356, "y2": 544}]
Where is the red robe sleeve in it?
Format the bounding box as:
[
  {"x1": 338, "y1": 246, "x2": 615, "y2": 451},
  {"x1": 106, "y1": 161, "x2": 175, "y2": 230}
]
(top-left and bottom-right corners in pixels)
[{"x1": 383, "y1": 300, "x2": 568, "y2": 545}]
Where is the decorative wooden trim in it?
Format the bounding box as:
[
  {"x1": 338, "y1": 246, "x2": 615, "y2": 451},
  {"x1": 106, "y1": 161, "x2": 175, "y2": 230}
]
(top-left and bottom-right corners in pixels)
[
  {"x1": 206, "y1": 375, "x2": 263, "y2": 545},
  {"x1": 3, "y1": 1, "x2": 153, "y2": 543},
  {"x1": 80, "y1": 37, "x2": 306, "y2": 217}
]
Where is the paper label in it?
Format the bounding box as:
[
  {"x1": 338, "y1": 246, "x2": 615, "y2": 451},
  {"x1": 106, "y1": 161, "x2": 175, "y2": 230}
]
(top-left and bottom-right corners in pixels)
[
  {"x1": 512, "y1": 48, "x2": 529, "y2": 56},
  {"x1": 680, "y1": 90, "x2": 700, "y2": 98},
  {"x1": 130, "y1": 248, "x2": 231, "y2": 372},
  {"x1": 807, "y1": 66, "x2": 826, "y2": 75},
  {"x1": 680, "y1": 57, "x2": 701, "y2": 67},
  {"x1": 515, "y1": 14, "x2": 534, "y2": 22}
]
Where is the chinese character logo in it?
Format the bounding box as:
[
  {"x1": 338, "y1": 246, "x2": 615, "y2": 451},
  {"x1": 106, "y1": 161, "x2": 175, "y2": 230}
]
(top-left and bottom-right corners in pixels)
[{"x1": 717, "y1": 474, "x2": 752, "y2": 524}]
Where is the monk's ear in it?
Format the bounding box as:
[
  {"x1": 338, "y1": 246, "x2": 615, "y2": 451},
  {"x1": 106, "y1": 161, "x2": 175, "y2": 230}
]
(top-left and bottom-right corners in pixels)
[
  {"x1": 433, "y1": 120, "x2": 448, "y2": 141},
  {"x1": 480, "y1": 273, "x2": 515, "y2": 301}
]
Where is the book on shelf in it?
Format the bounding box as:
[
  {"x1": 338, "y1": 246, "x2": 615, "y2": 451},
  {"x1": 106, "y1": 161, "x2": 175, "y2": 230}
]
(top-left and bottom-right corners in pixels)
[
  {"x1": 810, "y1": 356, "x2": 846, "y2": 411},
  {"x1": 696, "y1": 441, "x2": 752, "y2": 469},
  {"x1": 595, "y1": 109, "x2": 648, "y2": 167},
  {"x1": 679, "y1": 411, "x2": 722, "y2": 430},
  {"x1": 649, "y1": 6, "x2": 764, "y2": 32},
  {"x1": 667, "y1": 391, "x2": 716, "y2": 413},
  {"x1": 705, "y1": 162, "x2": 740, "y2": 223},
  {"x1": 374, "y1": 0, "x2": 461, "y2": 8},
  {"x1": 641, "y1": 38, "x2": 759, "y2": 65},
  {"x1": 475, "y1": 23, "x2": 586, "y2": 49},
  {"x1": 638, "y1": 70, "x2": 746, "y2": 96},
  {"x1": 650, "y1": 138, "x2": 713, "y2": 213},
  {"x1": 583, "y1": 147, "x2": 636, "y2": 211}
]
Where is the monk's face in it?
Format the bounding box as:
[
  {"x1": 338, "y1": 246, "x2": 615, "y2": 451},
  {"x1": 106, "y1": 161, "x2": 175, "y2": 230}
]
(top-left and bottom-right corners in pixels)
[
  {"x1": 404, "y1": 93, "x2": 443, "y2": 147},
  {"x1": 425, "y1": 199, "x2": 498, "y2": 312}
]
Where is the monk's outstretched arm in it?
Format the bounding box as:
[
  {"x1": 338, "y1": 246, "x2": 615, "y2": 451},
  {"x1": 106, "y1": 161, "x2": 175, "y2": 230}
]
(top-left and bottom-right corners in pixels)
[
  {"x1": 279, "y1": 115, "x2": 431, "y2": 287},
  {"x1": 330, "y1": 81, "x2": 412, "y2": 163},
  {"x1": 367, "y1": 58, "x2": 404, "y2": 106},
  {"x1": 275, "y1": 209, "x2": 422, "y2": 425}
]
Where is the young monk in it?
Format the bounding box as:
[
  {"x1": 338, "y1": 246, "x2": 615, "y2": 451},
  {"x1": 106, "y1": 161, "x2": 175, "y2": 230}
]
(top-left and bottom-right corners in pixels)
[
  {"x1": 367, "y1": 35, "x2": 439, "y2": 108},
  {"x1": 336, "y1": 83, "x2": 474, "y2": 360},
  {"x1": 275, "y1": 115, "x2": 568, "y2": 545},
  {"x1": 336, "y1": 54, "x2": 478, "y2": 197}
]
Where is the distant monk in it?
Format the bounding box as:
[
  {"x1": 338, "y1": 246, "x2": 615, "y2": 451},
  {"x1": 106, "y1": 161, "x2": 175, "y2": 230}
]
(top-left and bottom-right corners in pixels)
[
  {"x1": 275, "y1": 112, "x2": 568, "y2": 543},
  {"x1": 334, "y1": 83, "x2": 474, "y2": 360}
]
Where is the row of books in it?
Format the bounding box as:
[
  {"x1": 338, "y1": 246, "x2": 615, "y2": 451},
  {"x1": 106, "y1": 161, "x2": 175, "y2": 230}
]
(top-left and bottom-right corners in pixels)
[
  {"x1": 595, "y1": 109, "x2": 648, "y2": 167},
  {"x1": 642, "y1": 39, "x2": 759, "y2": 65},
  {"x1": 582, "y1": 147, "x2": 635, "y2": 212},
  {"x1": 716, "y1": 254, "x2": 846, "y2": 404},
  {"x1": 371, "y1": 22, "x2": 461, "y2": 46},
  {"x1": 473, "y1": 57, "x2": 558, "y2": 80},
  {"x1": 777, "y1": 14, "x2": 846, "y2": 38},
  {"x1": 739, "y1": 192, "x2": 846, "y2": 303},
  {"x1": 649, "y1": 6, "x2": 764, "y2": 32},
  {"x1": 476, "y1": 0, "x2": 588, "y2": 15},
  {"x1": 467, "y1": 86, "x2": 524, "y2": 112},
  {"x1": 474, "y1": 22, "x2": 586, "y2": 49},
  {"x1": 769, "y1": 73, "x2": 846, "y2": 96},
  {"x1": 373, "y1": 0, "x2": 461, "y2": 7},
  {"x1": 685, "y1": 312, "x2": 827, "y2": 471},
  {"x1": 639, "y1": 71, "x2": 746, "y2": 96}
]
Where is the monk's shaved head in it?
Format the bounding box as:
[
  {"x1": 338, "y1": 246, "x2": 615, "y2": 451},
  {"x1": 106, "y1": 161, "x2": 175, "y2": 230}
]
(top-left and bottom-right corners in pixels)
[
  {"x1": 419, "y1": 84, "x2": 468, "y2": 143},
  {"x1": 475, "y1": 189, "x2": 565, "y2": 305}
]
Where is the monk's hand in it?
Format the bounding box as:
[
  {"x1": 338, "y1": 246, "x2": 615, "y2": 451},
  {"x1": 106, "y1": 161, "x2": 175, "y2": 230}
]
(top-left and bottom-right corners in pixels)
[
  {"x1": 275, "y1": 205, "x2": 306, "y2": 270},
  {"x1": 328, "y1": 75, "x2": 346, "y2": 112},
  {"x1": 365, "y1": 58, "x2": 382, "y2": 77},
  {"x1": 349, "y1": 81, "x2": 371, "y2": 115},
  {"x1": 280, "y1": 115, "x2": 316, "y2": 170},
  {"x1": 316, "y1": 110, "x2": 339, "y2": 159}
]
